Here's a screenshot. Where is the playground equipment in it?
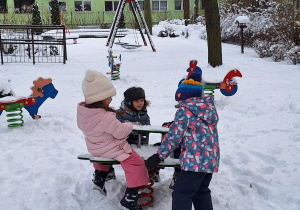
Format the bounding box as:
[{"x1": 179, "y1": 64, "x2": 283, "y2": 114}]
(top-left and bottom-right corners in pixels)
[
  {"x1": 0, "y1": 77, "x2": 58, "y2": 127},
  {"x1": 185, "y1": 60, "x2": 242, "y2": 96},
  {"x1": 106, "y1": 0, "x2": 156, "y2": 52},
  {"x1": 106, "y1": 50, "x2": 122, "y2": 80},
  {"x1": 138, "y1": 169, "x2": 155, "y2": 207},
  {"x1": 58, "y1": 13, "x2": 70, "y2": 35}
]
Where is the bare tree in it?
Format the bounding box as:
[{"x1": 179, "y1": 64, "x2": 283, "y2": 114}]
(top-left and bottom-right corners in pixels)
[{"x1": 203, "y1": 0, "x2": 222, "y2": 67}]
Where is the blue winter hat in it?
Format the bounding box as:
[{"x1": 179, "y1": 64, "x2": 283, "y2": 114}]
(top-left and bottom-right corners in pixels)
[{"x1": 175, "y1": 72, "x2": 203, "y2": 101}]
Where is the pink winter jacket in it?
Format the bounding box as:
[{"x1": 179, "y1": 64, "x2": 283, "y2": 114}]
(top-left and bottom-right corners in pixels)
[{"x1": 77, "y1": 102, "x2": 133, "y2": 161}]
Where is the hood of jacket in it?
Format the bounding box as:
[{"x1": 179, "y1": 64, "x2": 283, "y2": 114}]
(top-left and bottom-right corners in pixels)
[
  {"x1": 179, "y1": 95, "x2": 218, "y2": 125},
  {"x1": 77, "y1": 102, "x2": 109, "y2": 133},
  {"x1": 119, "y1": 100, "x2": 148, "y2": 116}
]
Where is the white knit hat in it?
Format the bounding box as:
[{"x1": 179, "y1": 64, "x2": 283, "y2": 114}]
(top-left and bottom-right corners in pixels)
[{"x1": 82, "y1": 70, "x2": 116, "y2": 104}]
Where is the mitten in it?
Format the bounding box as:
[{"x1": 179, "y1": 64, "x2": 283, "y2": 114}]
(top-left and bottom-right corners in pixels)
[
  {"x1": 145, "y1": 154, "x2": 162, "y2": 169},
  {"x1": 162, "y1": 121, "x2": 174, "y2": 128}
]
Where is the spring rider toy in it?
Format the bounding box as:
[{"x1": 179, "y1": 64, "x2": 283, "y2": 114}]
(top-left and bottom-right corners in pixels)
[
  {"x1": 185, "y1": 60, "x2": 242, "y2": 96},
  {"x1": 106, "y1": 50, "x2": 122, "y2": 80},
  {"x1": 0, "y1": 77, "x2": 58, "y2": 127}
]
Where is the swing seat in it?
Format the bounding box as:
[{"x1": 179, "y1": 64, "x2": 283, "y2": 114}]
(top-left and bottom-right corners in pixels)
[{"x1": 115, "y1": 42, "x2": 142, "y2": 50}]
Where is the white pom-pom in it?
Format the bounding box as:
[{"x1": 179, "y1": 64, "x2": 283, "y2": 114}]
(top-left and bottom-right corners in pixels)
[{"x1": 85, "y1": 70, "x2": 94, "y2": 82}]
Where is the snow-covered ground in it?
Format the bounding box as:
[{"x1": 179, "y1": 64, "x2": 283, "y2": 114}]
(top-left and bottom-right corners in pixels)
[{"x1": 0, "y1": 22, "x2": 299, "y2": 210}]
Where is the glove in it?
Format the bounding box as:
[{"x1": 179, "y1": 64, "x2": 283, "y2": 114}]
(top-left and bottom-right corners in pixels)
[
  {"x1": 145, "y1": 154, "x2": 162, "y2": 169},
  {"x1": 162, "y1": 121, "x2": 174, "y2": 128}
]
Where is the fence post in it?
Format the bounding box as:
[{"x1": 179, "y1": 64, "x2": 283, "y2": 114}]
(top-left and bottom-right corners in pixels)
[
  {"x1": 62, "y1": 26, "x2": 67, "y2": 64},
  {"x1": 31, "y1": 28, "x2": 35, "y2": 65},
  {"x1": 0, "y1": 30, "x2": 3, "y2": 64},
  {"x1": 26, "y1": 28, "x2": 31, "y2": 59}
]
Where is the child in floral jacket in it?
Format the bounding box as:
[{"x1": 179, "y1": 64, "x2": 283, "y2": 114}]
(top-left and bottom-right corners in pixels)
[{"x1": 145, "y1": 72, "x2": 220, "y2": 210}]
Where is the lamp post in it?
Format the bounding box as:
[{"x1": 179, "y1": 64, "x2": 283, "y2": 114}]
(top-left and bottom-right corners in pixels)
[
  {"x1": 235, "y1": 16, "x2": 250, "y2": 54},
  {"x1": 237, "y1": 22, "x2": 247, "y2": 53}
]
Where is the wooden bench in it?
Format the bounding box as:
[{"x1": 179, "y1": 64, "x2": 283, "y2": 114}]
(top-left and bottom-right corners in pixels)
[{"x1": 78, "y1": 153, "x2": 180, "y2": 168}]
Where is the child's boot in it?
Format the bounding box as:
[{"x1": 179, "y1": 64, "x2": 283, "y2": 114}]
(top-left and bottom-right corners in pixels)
[
  {"x1": 120, "y1": 187, "x2": 142, "y2": 210},
  {"x1": 92, "y1": 170, "x2": 109, "y2": 196},
  {"x1": 105, "y1": 166, "x2": 116, "y2": 181}
]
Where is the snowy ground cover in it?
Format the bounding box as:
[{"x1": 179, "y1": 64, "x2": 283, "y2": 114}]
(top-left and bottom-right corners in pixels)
[{"x1": 0, "y1": 22, "x2": 299, "y2": 210}]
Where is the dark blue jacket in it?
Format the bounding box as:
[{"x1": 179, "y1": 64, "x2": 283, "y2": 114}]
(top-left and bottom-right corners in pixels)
[{"x1": 116, "y1": 101, "x2": 150, "y2": 145}]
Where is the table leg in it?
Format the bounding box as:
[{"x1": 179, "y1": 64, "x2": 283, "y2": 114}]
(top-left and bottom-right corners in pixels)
[
  {"x1": 145, "y1": 133, "x2": 150, "y2": 145},
  {"x1": 137, "y1": 134, "x2": 142, "y2": 148}
]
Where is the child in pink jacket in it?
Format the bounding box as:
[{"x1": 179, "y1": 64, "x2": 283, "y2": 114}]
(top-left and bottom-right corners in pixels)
[{"x1": 77, "y1": 70, "x2": 149, "y2": 210}]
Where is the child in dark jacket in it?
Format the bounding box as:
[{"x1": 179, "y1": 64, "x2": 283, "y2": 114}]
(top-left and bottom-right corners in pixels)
[
  {"x1": 105, "y1": 87, "x2": 151, "y2": 182},
  {"x1": 117, "y1": 87, "x2": 151, "y2": 145},
  {"x1": 145, "y1": 72, "x2": 220, "y2": 210},
  {"x1": 116, "y1": 87, "x2": 161, "y2": 182}
]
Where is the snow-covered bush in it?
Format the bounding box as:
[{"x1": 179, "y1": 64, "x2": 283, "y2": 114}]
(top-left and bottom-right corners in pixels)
[
  {"x1": 219, "y1": 1, "x2": 300, "y2": 64},
  {"x1": 286, "y1": 46, "x2": 300, "y2": 65},
  {"x1": 0, "y1": 77, "x2": 14, "y2": 98}
]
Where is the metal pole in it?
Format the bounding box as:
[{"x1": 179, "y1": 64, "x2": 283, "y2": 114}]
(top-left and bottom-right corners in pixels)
[
  {"x1": 62, "y1": 26, "x2": 67, "y2": 63},
  {"x1": 133, "y1": 0, "x2": 156, "y2": 52},
  {"x1": 106, "y1": 0, "x2": 126, "y2": 47},
  {"x1": 0, "y1": 29, "x2": 3, "y2": 64},
  {"x1": 26, "y1": 28, "x2": 31, "y2": 59},
  {"x1": 31, "y1": 29, "x2": 35, "y2": 65},
  {"x1": 241, "y1": 26, "x2": 244, "y2": 53},
  {"x1": 129, "y1": 1, "x2": 147, "y2": 46}
]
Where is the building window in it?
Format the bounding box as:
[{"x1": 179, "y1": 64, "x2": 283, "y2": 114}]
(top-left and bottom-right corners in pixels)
[
  {"x1": 174, "y1": 0, "x2": 182, "y2": 11},
  {"x1": 14, "y1": 0, "x2": 34, "y2": 13},
  {"x1": 152, "y1": 0, "x2": 167, "y2": 11},
  {"x1": 0, "y1": 0, "x2": 7, "y2": 13},
  {"x1": 105, "y1": 1, "x2": 119, "y2": 12},
  {"x1": 74, "y1": 1, "x2": 92, "y2": 12},
  {"x1": 137, "y1": 0, "x2": 144, "y2": 11},
  {"x1": 49, "y1": 1, "x2": 67, "y2": 12},
  {"x1": 59, "y1": 1, "x2": 67, "y2": 12}
]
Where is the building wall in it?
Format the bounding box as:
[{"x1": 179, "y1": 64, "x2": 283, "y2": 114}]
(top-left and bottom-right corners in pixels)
[{"x1": 0, "y1": 0, "x2": 202, "y2": 28}]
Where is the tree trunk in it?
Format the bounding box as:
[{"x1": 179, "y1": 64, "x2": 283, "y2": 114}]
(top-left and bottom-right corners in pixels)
[
  {"x1": 183, "y1": 0, "x2": 190, "y2": 20},
  {"x1": 193, "y1": 0, "x2": 199, "y2": 23},
  {"x1": 203, "y1": 0, "x2": 222, "y2": 67},
  {"x1": 144, "y1": 0, "x2": 152, "y2": 34}
]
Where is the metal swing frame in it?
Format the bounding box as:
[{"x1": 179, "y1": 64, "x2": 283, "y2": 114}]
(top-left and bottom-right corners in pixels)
[{"x1": 106, "y1": 0, "x2": 156, "y2": 52}]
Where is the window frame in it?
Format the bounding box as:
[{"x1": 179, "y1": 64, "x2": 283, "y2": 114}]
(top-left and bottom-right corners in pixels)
[
  {"x1": 14, "y1": 0, "x2": 35, "y2": 14},
  {"x1": 104, "y1": 1, "x2": 120, "y2": 12},
  {"x1": 74, "y1": 1, "x2": 92, "y2": 13},
  {"x1": 58, "y1": 1, "x2": 67, "y2": 13},
  {"x1": 0, "y1": 0, "x2": 7, "y2": 13},
  {"x1": 137, "y1": 0, "x2": 144, "y2": 11},
  {"x1": 174, "y1": 0, "x2": 183, "y2": 11},
  {"x1": 152, "y1": 0, "x2": 168, "y2": 12}
]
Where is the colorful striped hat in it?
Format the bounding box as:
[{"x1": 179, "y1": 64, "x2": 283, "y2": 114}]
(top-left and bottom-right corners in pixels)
[{"x1": 175, "y1": 72, "x2": 203, "y2": 101}]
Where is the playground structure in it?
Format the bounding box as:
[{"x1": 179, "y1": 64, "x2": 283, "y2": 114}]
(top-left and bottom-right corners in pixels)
[
  {"x1": 185, "y1": 60, "x2": 243, "y2": 96},
  {"x1": 57, "y1": 13, "x2": 70, "y2": 35},
  {"x1": 0, "y1": 77, "x2": 58, "y2": 127},
  {"x1": 106, "y1": 50, "x2": 122, "y2": 80},
  {"x1": 106, "y1": 0, "x2": 156, "y2": 52}
]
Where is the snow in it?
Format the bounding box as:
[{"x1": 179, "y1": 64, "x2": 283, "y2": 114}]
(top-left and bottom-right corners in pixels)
[
  {"x1": 235, "y1": 16, "x2": 250, "y2": 24},
  {"x1": 0, "y1": 22, "x2": 300, "y2": 210}
]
